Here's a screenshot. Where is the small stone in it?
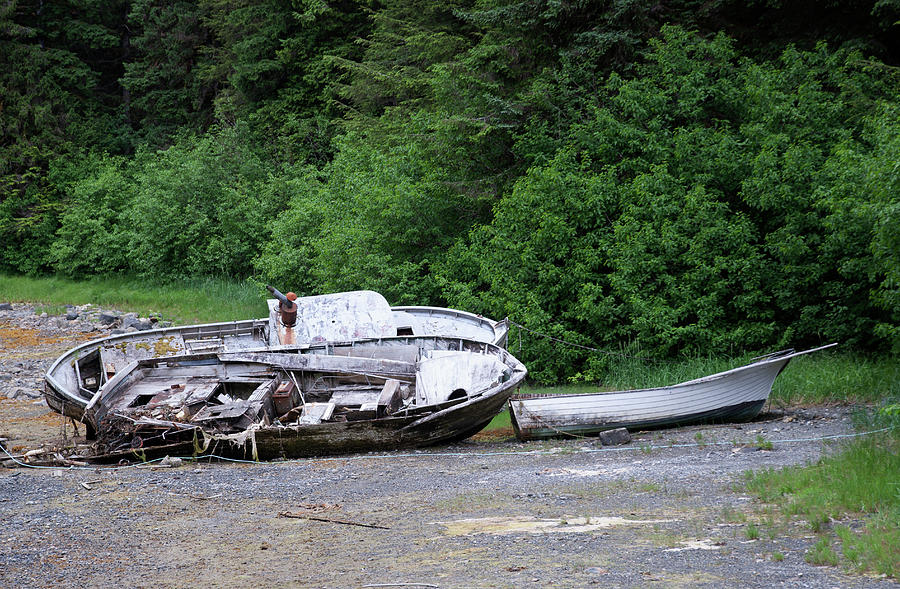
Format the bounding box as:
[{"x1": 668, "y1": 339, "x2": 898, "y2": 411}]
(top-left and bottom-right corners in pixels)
[
  {"x1": 66, "y1": 311, "x2": 79, "y2": 321},
  {"x1": 159, "y1": 456, "x2": 183, "y2": 468},
  {"x1": 8, "y1": 388, "x2": 28, "y2": 400},
  {"x1": 585, "y1": 567, "x2": 608, "y2": 575},
  {"x1": 598, "y1": 427, "x2": 632, "y2": 446},
  {"x1": 0, "y1": 303, "x2": 11, "y2": 310}
]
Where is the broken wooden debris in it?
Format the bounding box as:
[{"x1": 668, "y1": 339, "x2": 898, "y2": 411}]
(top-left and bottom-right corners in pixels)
[
  {"x1": 277, "y1": 511, "x2": 390, "y2": 529},
  {"x1": 188, "y1": 492, "x2": 223, "y2": 500},
  {"x1": 363, "y1": 583, "x2": 440, "y2": 589}
]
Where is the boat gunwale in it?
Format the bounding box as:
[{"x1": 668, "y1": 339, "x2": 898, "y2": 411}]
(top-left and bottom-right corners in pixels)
[{"x1": 44, "y1": 318, "x2": 269, "y2": 404}]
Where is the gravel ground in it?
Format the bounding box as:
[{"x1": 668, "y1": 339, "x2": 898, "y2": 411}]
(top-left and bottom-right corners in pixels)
[{"x1": 0, "y1": 303, "x2": 894, "y2": 588}]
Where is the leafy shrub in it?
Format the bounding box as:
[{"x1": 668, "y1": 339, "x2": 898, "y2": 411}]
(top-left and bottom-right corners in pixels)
[
  {"x1": 438, "y1": 27, "x2": 900, "y2": 381},
  {"x1": 52, "y1": 124, "x2": 278, "y2": 280}
]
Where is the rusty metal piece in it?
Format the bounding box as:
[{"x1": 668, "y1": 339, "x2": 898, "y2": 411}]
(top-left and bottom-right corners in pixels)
[
  {"x1": 280, "y1": 292, "x2": 298, "y2": 327},
  {"x1": 272, "y1": 380, "x2": 297, "y2": 416},
  {"x1": 266, "y1": 285, "x2": 298, "y2": 327}
]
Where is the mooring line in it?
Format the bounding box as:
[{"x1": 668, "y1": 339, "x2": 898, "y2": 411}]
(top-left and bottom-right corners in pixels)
[
  {"x1": 1, "y1": 426, "x2": 895, "y2": 471},
  {"x1": 507, "y1": 320, "x2": 657, "y2": 361}
]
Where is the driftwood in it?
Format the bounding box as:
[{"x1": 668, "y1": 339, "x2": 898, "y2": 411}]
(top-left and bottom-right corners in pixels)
[
  {"x1": 277, "y1": 511, "x2": 390, "y2": 529},
  {"x1": 362, "y1": 584, "x2": 440, "y2": 588}
]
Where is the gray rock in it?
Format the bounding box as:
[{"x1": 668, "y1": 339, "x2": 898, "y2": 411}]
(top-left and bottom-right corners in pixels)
[
  {"x1": 99, "y1": 313, "x2": 119, "y2": 325},
  {"x1": 597, "y1": 427, "x2": 632, "y2": 446},
  {"x1": 122, "y1": 316, "x2": 142, "y2": 330},
  {"x1": 0, "y1": 302, "x2": 11, "y2": 310},
  {"x1": 159, "y1": 456, "x2": 183, "y2": 468},
  {"x1": 66, "y1": 311, "x2": 79, "y2": 321},
  {"x1": 8, "y1": 388, "x2": 32, "y2": 400},
  {"x1": 137, "y1": 320, "x2": 152, "y2": 331}
]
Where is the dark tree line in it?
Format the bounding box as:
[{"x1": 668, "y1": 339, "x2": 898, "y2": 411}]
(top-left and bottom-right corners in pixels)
[{"x1": 2, "y1": 0, "x2": 898, "y2": 380}]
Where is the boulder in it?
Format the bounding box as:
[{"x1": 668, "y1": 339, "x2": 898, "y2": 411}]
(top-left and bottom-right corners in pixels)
[{"x1": 598, "y1": 427, "x2": 632, "y2": 446}]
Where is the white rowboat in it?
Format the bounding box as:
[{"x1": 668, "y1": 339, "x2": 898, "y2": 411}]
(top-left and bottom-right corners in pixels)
[{"x1": 509, "y1": 344, "x2": 837, "y2": 441}]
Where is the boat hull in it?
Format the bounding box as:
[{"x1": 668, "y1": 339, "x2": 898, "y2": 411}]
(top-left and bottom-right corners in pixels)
[
  {"x1": 44, "y1": 291, "x2": 509, "y2": 426},
  {"x1": 101, "y1": 382, "x2": 515, "y2": 462},
  {"x1": 83, "y1": 336, "x2": 526, "y2": 461},
  {"x1": 509, "y1": 345, "x2": 835, "y2": 441}
]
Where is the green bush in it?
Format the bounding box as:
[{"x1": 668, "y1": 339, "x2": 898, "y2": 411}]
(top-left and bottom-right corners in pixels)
[
  {"x1": 52, "y1": 124, "x2": 279, "y2": 280},
  {"x1": 438, "y1": 27, "x2": 900, "y2": 381}
]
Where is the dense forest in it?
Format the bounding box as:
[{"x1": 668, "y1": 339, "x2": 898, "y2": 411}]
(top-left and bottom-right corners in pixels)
[{"x1": 1, "y1": 0, "x2": 898, "y2": 381}]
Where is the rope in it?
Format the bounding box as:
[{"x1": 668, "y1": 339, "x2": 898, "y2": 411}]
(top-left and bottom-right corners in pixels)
[
  {"x1": 508, "y1": 320, "x2": 657, "y2": 361},
  {"x1": 1, "y1": 425, "x2": 894, "y2": 470}
]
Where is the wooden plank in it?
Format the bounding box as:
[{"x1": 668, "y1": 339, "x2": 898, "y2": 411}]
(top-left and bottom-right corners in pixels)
[
  {"x1": 218, "y1": 351, "x2": 415, "y2": 378},
  {"x1": 299, "y1": 402, "x2": 335, "y2": 424},
  {"x1": 329, "y1": 390, "x2": 382, "y2": 406},
  {"x1": 377, "y1": 379, "x2": 402, "y2": 416}
]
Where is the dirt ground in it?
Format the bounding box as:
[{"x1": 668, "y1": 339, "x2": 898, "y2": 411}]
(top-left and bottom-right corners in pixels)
[{"x1": 0, "y1": 304, "x2": 894, "y2": 588}]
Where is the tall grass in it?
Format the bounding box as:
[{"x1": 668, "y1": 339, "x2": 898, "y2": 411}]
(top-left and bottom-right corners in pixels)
[
  {"x1": 744, "y1": 406, "x2": 899, "y2": 577},
  {"x1": 0, "y1": 273, "x2": 267, "y2": 324},
  {"x1": 3, "y1": 273, "x2": 897, "y2": 405},
  {"x1": 519, "y1": 349, "x2": 899, "y2": 406},
  {"x1": 771, "y1": 353, "x2": 900, "y2": 405}
]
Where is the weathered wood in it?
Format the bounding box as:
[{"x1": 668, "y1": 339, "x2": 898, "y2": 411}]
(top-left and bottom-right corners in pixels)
[
  {"x1": 328, "y1": 389, "x2": 383, "y2": 407},
  {"x1": 78, "y1": 333, "x2": 526, "y2": 461},
  {"x1": 377, "y1": 379, "x2": 402, "y2": 417},
  {"x1": 299, "y1": 402, "x2": 335, "y2": 424},
  {"x1": 218, "y1": 351, "x2": 416, "y2": 379},
  {"x1": 277, "y1": 511, "x2": 390, "y2": 529}
]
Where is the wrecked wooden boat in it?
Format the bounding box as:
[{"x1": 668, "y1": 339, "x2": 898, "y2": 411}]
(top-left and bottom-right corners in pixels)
[
  {"x1": 509, "y1": 344, "x2": 836, "y2": 441},
  {"x1": 44, "y1": 288, "x2": 509, "y2": 426},
  {"x1": 83, "y1": 335, "x2": 526, "y2": 460}
]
